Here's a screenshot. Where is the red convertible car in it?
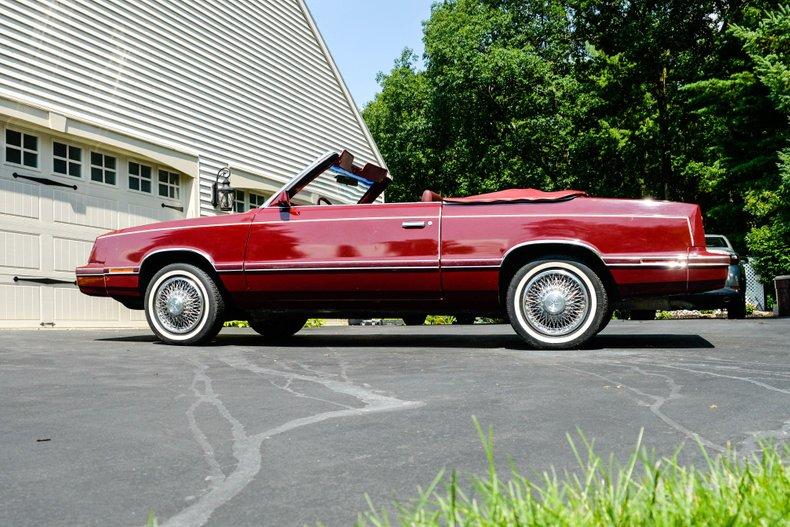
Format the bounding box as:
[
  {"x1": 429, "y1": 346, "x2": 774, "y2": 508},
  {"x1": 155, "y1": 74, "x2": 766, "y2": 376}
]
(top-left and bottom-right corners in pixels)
[{"x1": 76, "y1": 150, "x2": 729, "y2": 349}]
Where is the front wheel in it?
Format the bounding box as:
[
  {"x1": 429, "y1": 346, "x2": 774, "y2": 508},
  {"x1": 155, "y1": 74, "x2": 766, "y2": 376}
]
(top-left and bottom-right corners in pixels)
[
  {"x1": 145, "y1": 264, "x2": 225, "y2": 345},
  {"x1": 402, "y1": 315, "x2": 427, "y2": 326},
  {"x1": 630, "y1": 310, "x2": 655, "y2": 321},
  {"x1": 506, "y1": 257, "x2": 608, "y2": 349},
  {"x1": 249, "y1": 317, "x2": 307, "y2": 341}
]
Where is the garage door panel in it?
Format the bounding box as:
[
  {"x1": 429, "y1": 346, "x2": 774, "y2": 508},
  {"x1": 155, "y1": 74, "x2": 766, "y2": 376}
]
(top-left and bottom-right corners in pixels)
[
  {"x1": 0, "y1": 283, "x2": 40, "y2": 320},
  {"x1": 123, "y1": 203, "x2": 175, "y2": 229},
  {"x1": 0, "y1": 178, "x2": 39, "y2": 219},
  {"x1": 54, "y1": 288, "x2": 120, "y2": 321},
  {"x1": 53, "y1": 237, "x2": 93, "y2": 272},
  {"x1": 0, "y1": 230, "x2": 40, "y2": 269},
  {"x1": 53, "y1": 190, "x2": 117, "y2": 230}
]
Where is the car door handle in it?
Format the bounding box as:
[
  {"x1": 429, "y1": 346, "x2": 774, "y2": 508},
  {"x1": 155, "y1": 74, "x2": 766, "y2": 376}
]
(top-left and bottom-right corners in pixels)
[{"x1": 402, "y1": 221, "x2": 427, "y2": 229}]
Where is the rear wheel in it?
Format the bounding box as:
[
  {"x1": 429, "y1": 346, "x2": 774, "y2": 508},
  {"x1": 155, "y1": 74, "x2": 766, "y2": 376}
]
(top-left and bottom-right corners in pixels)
[
  {"x1": 145, "y1": 263, "x2": 225, "y2": 345},
  {"x1": 402, "y1": 315, "x2": 427, "y2": 326},
  {"x1": 727, "y1": 298, "x2": 746, "y2": 319},
  {"x1": 506, "y1": 257, "x2": 608, "y2": 349},
  {"x1": 249, "y1": 317, "x2": 307, "y2": 341}
]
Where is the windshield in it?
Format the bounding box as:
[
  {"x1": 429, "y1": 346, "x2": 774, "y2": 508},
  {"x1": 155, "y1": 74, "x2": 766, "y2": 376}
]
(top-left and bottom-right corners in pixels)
[
  {"x1": 264, "y1": 151, "x2": 389, "y2": 207},
  {"x1": 705, "y1": 235, "x2": 729, "y2": 248},
  {"x1": 295, "y1": 165, "x2": 375, "y2": 205}
]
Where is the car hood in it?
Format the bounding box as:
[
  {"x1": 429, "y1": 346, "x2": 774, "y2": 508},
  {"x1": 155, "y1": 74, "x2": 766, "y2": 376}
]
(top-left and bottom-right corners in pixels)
[{"x1": 97, "y1": 211, "x2": 255, "y2": 238}]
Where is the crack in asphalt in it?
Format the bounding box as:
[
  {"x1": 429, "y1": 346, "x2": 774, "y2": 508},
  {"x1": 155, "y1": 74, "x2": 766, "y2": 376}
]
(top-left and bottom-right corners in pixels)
[
  {"x1": 739, "y1": 417, "x2": 790, "y2": 457},
  {"x1": 561, "y1": 364, "x2": 726, "y2": 452},
  {"x1": 161, "y1": 350, "x2": 423, "y2": 527},
  {"x1": 556, "y1": 351, "x2": 789, "y2": 456},
  {"x1": 631, "y1": 360, "x2": 790, "y2": 396}
]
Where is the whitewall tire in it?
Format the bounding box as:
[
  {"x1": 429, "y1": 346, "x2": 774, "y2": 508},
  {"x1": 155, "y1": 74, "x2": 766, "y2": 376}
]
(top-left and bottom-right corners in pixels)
[
  {"x1": 506, "y1": 257, "x2": 608, "y2": 349},
  {"x1": 144, "y1": 263, "x2": 225, "y2": 345}
]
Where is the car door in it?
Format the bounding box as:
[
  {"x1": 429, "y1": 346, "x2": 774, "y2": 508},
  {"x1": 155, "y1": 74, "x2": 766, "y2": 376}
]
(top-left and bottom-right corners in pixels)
[{"x1": 242, "y1": 201, "x2": 441, "y2": 305}]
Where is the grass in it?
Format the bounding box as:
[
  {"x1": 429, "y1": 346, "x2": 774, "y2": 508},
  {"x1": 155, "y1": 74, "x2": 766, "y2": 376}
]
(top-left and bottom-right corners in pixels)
[
  {"x1": 223, "y1": 318, "x2": 325, "y2": 328},
  {"x1": 356, "y1": 420, "x2": 790, "y2": 526}
]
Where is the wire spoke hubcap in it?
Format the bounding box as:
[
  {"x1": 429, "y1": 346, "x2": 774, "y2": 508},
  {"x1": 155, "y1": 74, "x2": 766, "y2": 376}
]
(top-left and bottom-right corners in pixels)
[
  {"x1": 522, "y1": 269, "x2": 590, "y2": 336},
  {"x1": 154, "y1": 276, "x2": 205, "y2": 334}
]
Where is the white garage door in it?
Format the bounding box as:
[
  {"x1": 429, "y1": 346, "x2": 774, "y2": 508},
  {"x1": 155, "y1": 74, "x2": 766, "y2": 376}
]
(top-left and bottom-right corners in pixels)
[{"x1": 0, "y1": 123, "x2": 187, "y2": 328}]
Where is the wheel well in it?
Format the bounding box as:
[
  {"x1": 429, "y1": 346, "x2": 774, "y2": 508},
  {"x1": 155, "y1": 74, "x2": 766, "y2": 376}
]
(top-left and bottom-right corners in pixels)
[
  {"x1": 498, "y1": 243, "x2": 618, "y2": 306},
  {"x1": 138, "y1": 251, "x2": 219, "y2": 296}
]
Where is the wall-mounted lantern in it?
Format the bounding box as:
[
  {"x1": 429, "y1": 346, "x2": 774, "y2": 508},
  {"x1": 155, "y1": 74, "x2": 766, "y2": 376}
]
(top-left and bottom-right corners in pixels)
[{"x1": 211, "y1": 167, "x2": 236, "y2": 212}]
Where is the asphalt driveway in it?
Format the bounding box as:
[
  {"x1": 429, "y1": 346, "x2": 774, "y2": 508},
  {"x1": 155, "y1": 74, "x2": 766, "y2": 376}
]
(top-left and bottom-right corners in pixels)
[{"x1": 1, "y1": 319, "x2": 788, "y2": 526}]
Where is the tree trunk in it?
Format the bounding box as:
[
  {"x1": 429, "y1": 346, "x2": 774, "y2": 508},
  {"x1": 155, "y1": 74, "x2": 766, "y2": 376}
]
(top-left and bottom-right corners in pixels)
[{"x1": 657, "y1": 57, "x2": 672, "y2": 200}]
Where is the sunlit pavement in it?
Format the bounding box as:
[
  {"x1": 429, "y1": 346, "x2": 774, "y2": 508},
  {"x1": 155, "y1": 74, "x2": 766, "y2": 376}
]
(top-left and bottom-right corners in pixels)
[{"x1": 1, "y1": 319, "x2": 788, "y2": 526}]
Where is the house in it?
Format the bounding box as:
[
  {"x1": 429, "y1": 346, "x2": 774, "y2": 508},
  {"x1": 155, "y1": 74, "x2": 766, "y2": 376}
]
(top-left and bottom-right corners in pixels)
[{"x1": 0, "y1": 0, "x2": 384, "y2": 327}]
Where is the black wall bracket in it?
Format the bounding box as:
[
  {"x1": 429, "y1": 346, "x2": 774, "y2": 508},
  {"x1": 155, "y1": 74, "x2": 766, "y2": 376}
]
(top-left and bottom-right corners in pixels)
[
  {"x1": 161, "y1": 202, "x2": 184, "y2": 212},
  {"x1": 13, "y1": 172, "x2": 78, "y2": 190},
  {"x1": 14, "y1": 276, "x2": 77, "y2": 286}
]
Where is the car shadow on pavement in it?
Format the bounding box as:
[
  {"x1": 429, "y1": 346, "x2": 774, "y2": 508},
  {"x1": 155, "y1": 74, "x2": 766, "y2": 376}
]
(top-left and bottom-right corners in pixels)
[
  {"x1": 96, "y1": 331, "x2": 714, "y2": 350},
  {"x1": 584, "y1": 334, "x2": 714, "y2": 349}
]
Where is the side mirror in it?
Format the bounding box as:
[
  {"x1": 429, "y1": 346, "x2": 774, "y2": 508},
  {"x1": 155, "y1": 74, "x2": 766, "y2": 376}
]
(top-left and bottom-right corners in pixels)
[
  {"x1": 273, "y1": 190, "x2": 290, "y2": 209},
  {"x1": 212, "y1": 168, "x2": 236, "y2": 212}
]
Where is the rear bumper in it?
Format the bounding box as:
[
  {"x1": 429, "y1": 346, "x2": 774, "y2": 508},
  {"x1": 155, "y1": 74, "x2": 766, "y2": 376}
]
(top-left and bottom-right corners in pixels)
[
  {"x1": 608, "y1": 248, "x2": 731, "y2": 298},
  {"x1": 686, "y1": 249, "x2": 731, "y2": 293},
  {"x1": 622, "y1": 287, "x2": 742, "y2": 311}
]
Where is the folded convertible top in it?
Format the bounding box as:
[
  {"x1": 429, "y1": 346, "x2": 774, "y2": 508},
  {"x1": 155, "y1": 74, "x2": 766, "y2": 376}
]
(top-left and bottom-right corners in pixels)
[{"x1": 444, "y1": 188, "x2": 589, "y2": 204}]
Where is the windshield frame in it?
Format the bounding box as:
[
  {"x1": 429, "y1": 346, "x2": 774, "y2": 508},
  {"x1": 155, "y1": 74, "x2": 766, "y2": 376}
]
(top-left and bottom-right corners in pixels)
[{"x1": 261, "y1": 151, "x2": 390, "y2": 208}]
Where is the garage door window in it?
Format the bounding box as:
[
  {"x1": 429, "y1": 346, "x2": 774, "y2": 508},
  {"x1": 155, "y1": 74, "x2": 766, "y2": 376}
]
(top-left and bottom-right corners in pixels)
[
  {"x1": 5, "y1": 129, "x2": 38, "y2": 168},
  {"x1": 234, "y1": 190, "x2": 246, "y2": 212},
  {"x1": 129, "y1": 162, "x2": 152, "y2": 193},
  {"x1": 53, "y1": 141, "x2": 82, "y2": 177},
  {"x1": 90, "y1": 152, "x2": 116, "y2": 185},
  {"x1": 158, "y1": 169, "x2": 180, "y2": 199},
  {"x1": 249, "y1": 192, "x2": 267, "y2": 208}
]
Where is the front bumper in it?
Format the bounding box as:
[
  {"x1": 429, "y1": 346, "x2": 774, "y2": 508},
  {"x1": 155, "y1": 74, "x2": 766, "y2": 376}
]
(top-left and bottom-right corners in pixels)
[{"x1": 76, "y1": 267, "x2": 140, "y2": 298}]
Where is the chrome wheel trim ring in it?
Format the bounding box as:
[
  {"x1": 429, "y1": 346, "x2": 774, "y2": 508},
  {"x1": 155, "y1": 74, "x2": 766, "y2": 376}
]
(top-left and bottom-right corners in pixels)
[
  {"x1": 148, "y1": 270, "x2": 211, "y2": 341},
  {"x1": 513, "y1": 262, "x2": 598, "y2": 344},
  {"x1": 154, "y1": 276, "x2": 205, "y2": 334},
  {"x1": 521, "y1": 269, "x2": 590, "y2": 337}
]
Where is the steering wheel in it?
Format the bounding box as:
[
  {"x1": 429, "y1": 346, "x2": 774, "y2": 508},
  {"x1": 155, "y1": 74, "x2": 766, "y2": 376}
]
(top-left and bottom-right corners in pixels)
[{"x1": 317, "y1": 196, "x2": 333, "y2": 206}]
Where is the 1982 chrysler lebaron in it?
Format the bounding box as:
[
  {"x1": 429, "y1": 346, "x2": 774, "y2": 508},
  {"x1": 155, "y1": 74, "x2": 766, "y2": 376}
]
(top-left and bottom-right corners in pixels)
[{"x1": 77, "y1": 150, "x2": 730, "y2": 349}]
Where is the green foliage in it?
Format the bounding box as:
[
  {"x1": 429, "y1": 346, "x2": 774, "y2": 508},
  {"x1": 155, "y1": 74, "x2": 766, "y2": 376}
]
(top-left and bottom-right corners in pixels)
[
  {"x1": 734, "y1": 6, "x2": 790, "y2": 279},
  {"x1": 425, "y1": 315, "x2": 456, "y2": 325},
  {"x1": 357, "y1": 422, "x2": 790, "y2": 526},
  {"x1": 224, "y1": 319, "x2": 326, "y2": 328},
  {"x1": 656, "y1": 310, "x2": 674, "y2": 320},
  {"x1": 364, "y1": 0, "x2": 789, "y2": 275}
]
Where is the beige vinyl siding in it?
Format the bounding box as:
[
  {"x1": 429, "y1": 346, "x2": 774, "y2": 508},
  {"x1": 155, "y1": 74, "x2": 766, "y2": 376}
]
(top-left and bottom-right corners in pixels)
[{"x1": 0, "y1": 0, "x2": 383, "y2": 215}]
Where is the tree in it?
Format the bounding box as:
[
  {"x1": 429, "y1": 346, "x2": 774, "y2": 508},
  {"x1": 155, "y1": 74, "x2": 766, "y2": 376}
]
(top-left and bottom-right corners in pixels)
[
  {"x1": 363, "y1": 50, "x2": 435, "y2": 203},
  {"x1": 363, "y1": 0, "x2": 788, "y2": 275},
  {"x1": 365, "y1": 0, "x2": 586, "y2": 200},
  {"x1": 736, "y1": 5, "x2": 790, "y2": 279},
  {"x1": 681, "y1": 2, "x2": 787, "y2": 255}
]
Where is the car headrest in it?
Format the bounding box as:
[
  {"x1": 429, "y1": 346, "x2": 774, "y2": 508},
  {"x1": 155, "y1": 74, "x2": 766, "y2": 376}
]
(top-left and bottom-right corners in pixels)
[{"x1": 421, "y1": 190, "x2": 442, "y2": 202}]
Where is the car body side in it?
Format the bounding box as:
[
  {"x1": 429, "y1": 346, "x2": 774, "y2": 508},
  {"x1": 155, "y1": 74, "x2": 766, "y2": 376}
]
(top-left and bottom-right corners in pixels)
[{"x1": 76, "y1": 197, "x2": 729, "y2": 317}]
